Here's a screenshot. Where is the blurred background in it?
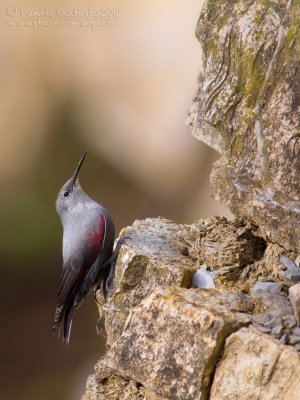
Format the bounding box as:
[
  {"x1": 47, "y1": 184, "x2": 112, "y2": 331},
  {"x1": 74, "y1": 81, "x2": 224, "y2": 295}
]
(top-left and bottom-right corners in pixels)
[{"x1": 0, "y1": 0, "x2": 232, "y2": 399}]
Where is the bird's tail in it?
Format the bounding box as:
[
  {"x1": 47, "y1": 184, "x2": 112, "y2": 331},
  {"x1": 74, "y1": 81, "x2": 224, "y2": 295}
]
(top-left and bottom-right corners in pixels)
[
  {"x1": 63, "y1": 302, "x2": 76, "y2": 345},
  {"x1": 52, "y1": 305, "x2": 64, "y2": 336},
  {"x1": 52, "y1": 302, "x2": 76, "y2": 344}
]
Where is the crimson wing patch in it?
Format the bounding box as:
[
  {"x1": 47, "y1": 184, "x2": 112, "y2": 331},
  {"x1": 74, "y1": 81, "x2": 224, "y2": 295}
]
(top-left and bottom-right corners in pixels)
[{"x1": 53, "y1": 212, "x2": 106, "y2": 334}]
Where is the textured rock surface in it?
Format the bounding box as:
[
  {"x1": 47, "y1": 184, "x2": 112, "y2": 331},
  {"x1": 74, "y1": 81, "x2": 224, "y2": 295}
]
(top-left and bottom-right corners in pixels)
[
  {"x1": 210, "y1": 326, "x2": 300, "y2": 400},
  {"x1": 190, "y1": 217, "x2": 265, "y2": 268},
  {"x1": 186, "y1": 0, "x2": 300, "y2": 252},
  {"x1": 97, "y1": 217, "x2": 197, "y2": 345},
  {"x1": 103, "y1": 286, "x2": 251, "y2": 400},
  {"x1": 83, "y1": 217, "x2": 300, "y2": 400},
  {"x1": 251, "y1": 285, "x2": 295, "y2": 340},
  {"x1": 82, "y1": 1, "x2": 300, "y2": 398},
  {"x1": 289, "y1": 284, "x2": 300, "y2": 326},
  {"x1": 97, "y1": 216, "x2": 264, "y2": 346},
  {"x1": 280, "y1": 255, "x2": 300, "y2": 282},
  {"x1": 82, "y1": 362, "x2": 167, "y2": 400},
  {"x1": 175, "y1": 216, "x2": 266, "y2": 290}
]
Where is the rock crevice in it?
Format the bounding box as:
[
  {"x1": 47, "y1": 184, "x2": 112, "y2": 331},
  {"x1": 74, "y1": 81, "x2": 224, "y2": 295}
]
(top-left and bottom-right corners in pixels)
[
  {"x1": 187, "y1": 0, "x2": 300, "y2": 251},
  {"x1": 83, "y1": 217, "x2": 300, "y2": 400},
  {"x1": 82, "y1": 0, "x2": 300, "y2": 398}
]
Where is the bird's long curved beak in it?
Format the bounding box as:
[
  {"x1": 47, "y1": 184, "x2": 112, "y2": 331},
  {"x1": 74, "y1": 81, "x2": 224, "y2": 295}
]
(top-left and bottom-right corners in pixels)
[{"x1": 71, "y1": 152, "x2": 87, "y2": 186}]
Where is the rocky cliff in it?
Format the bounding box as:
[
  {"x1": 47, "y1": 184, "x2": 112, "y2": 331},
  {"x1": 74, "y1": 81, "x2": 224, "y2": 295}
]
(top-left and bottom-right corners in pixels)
[{"x1": 82, "y1": 1, "x2": 300, "y2": 399}]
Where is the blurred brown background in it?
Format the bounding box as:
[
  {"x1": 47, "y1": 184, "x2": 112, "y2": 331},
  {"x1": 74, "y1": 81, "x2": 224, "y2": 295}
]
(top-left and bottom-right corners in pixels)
[{"x1": 0, "y1": 1, "x2": 232, "y2": 399}]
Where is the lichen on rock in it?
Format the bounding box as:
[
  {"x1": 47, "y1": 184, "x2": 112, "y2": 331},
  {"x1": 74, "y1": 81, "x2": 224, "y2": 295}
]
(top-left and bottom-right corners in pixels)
[{"x1": 186, "y1": 0, "x2": 300, "y2": 251}]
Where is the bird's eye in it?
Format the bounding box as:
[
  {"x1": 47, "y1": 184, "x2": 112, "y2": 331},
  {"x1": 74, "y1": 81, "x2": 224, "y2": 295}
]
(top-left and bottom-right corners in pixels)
[{"x1": 64, "y1": 191, "x2": 69, "y2": 197}]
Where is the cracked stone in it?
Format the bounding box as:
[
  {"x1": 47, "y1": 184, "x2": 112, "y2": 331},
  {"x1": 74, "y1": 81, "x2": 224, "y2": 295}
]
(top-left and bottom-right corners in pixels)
[
  {"x1": 97, "y1": 217, "x2": 197, "y2": 345},
  {"x1": 289, "y1": 284, "x2": 300, "y2": 326},
  {"x1": 280, "y1": 334, "x2": 289, "y2": 345},
  {"x1": 271, "y1": 325, "x2": 283, "y2": 337},
  {"x1": 250, "y1": 281, "x2": 282, "y2": 295},
  {"x1": 256, "y1": 325, "x2": 271, "y2": 334},
  {"x1": 288, "y1": 335, "x2": 300, "y2": 345},
  {"x1": 186, "y1": 0, "x2": 300, "y2": 252},
  {"x1": 103, "y1": 286, "x2": 251, "y2": 400},
  {"x1": 210, "y1": 326, "x2": 300, "y2": 400},
  {"x1": 252, "y1": 290, "x2": 292, "y2": 332},
  {"x1": 292, "y1": 327, "x2": 300, "y2": 336}
]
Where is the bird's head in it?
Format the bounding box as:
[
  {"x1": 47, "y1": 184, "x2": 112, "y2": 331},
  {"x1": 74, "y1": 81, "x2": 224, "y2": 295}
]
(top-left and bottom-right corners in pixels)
[{"x1": 56, "y1": 152, "x2": 88, "y2": 217}]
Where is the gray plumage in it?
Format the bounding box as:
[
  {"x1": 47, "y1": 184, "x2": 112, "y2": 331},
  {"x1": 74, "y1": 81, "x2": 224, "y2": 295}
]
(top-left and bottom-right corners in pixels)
[{"x1": 53, "y1": 153, "x2": 115, "y2": 344}]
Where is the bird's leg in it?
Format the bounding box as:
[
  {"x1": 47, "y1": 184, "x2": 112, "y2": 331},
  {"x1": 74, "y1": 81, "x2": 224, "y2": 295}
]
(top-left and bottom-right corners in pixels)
[
  {"x1": 103, "y1": 235, "x2": 131, "y2": 300},
  {"x1": 288, "y1": 134, "x2": 300, "y2": 158},
  {"x1": 94, "y1": 284, "x2": 101, "y2": 304}
]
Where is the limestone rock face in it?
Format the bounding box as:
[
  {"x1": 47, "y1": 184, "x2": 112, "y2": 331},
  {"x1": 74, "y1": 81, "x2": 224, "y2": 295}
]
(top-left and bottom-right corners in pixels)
[
  {"x1": 103, "y1": 287, "x2": 251, "y2": 400},
  {"x1": 210, "y1": 326, "x2": 300, "y2": 400},
  {"x1": 98, "y1": 218, "x2": 197, "y2": 345},
  {"x1": 82, "y1": 217, "x2": 300, "y2": 400},
  {"x1": 186, "y1": 0, "x2": 300, "y2": 251},
  {"x1": 97, "y1": 217, "x2": 263, "y2": 346},
  {"x1": 82, "y1": 1, "x2": 300, "y2": 397},
  {"x1": 82, "y1": 362, "x2": 167, "y2": 400}
]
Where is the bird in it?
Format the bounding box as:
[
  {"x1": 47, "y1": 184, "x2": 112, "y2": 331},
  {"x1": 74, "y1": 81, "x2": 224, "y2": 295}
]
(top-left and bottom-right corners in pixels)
[{"x1": 53, "y1": 152, "x2": 115, "y2": 344}]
